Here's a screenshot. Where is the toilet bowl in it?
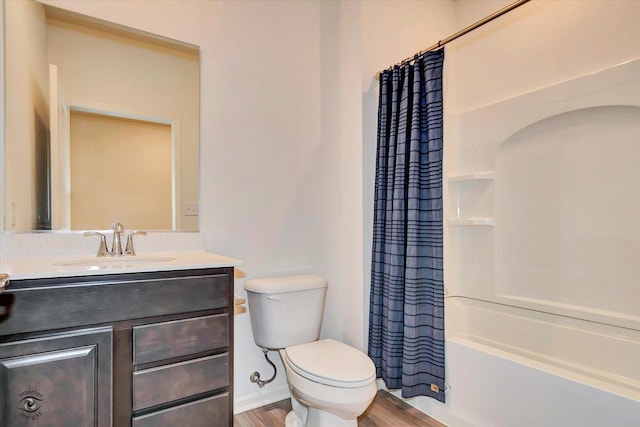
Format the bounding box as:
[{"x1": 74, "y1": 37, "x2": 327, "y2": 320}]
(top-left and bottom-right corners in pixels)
[
  {"x1": 244, "y1": 274, "x2": 378, "y2": 426},
  {"x1": 280, "y1": 339, "x2": 377, "y2": 426}
]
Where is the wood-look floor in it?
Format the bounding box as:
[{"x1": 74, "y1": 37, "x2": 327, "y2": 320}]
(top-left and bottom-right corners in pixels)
[{"x1": 233, "y1": 390, "x2": 446, "y2": 427}]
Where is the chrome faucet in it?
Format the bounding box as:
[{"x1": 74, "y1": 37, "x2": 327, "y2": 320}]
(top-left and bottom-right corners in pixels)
[
  {"x1": 111, "y1": 222, "x2": 125, "y2": 256},
  {"x1": 85, "y1": 223, "x2": 146, "y2": 257}
]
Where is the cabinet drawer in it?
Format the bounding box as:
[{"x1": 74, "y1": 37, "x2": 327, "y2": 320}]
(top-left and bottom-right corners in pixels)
[
  {"x1": 133, "y1": 314, "x2": 228, "y2": 365},
  {"x1": 133, "y1": 353, "x2": 228, "y2": 411},
  {"x1": 133, "y1": 393, "x2": 229, "y2": 427},
  {"x1": 1, "y1": 272, "x2": 229, "y2": 336}
]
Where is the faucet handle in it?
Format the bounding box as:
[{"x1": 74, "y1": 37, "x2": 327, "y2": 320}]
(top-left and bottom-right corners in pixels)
[
  {"x1": 83, "y1": 231, "x2": 110, "y2": 257},
  {"x1": 124, "y1": 231, "x2": 147, "y2": 256}
]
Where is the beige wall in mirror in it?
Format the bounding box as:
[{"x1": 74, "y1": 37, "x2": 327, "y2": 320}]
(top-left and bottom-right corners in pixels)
[
  {"x1": 70, "y1": 112, "x2": 172, "y2": 230},
  {"x1": 3, "y1": 0, "x2": 200, "y2": 231}
]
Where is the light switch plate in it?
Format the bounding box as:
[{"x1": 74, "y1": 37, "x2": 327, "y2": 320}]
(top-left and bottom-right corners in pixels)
[{"x1": 183, "y1": 203, "x2": 199, "y2": 216}]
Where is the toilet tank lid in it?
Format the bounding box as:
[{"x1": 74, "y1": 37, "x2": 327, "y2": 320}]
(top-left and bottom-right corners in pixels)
[{"x1": 244, "y1": 274, "x2": 327, "y2": 293}]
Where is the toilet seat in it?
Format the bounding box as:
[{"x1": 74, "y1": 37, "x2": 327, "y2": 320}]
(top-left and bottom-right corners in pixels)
[{"x1": 284, "y1": 339, "x2": 376, "y2": 388}]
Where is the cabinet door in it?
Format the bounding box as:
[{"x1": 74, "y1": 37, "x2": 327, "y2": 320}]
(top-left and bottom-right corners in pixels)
[{"x1": 0, "y1": 327, "x2": 112, "y2": 427}]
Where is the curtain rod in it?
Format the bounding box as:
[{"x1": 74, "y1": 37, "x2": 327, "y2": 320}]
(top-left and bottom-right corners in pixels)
[{"x1": 376, "y1": 0, "x2": 531, "y2": 79}]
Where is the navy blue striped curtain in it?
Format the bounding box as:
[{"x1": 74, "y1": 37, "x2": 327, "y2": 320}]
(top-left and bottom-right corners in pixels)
[{"x1": 368, "y1": 49, "x2": 445, "y2": 402}]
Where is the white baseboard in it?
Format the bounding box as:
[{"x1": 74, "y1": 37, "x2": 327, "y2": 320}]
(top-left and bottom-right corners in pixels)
[{"x1": 233, "y1": 385, "x2": 291, "y2": 415}]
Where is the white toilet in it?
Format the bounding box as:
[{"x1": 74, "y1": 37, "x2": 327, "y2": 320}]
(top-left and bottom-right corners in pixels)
[{"x1": 245, "y1": 274, "x2": 377, "y2": 427}]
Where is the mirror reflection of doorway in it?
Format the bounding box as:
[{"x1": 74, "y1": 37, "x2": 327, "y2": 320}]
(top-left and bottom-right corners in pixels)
[{"x1": 69, "y1": 111, "x2": 172, "y2": 230}]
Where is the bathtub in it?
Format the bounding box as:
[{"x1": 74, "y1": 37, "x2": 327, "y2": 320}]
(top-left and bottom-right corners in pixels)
[
  {"x1": 420, "y1": 59, "x2": 640, "y2": 426},
  {"x1": 384, "y1": 297, "x2": 640, "y2": 427}
]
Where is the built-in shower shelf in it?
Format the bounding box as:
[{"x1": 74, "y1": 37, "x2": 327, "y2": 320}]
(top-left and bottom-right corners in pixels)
[
  {"x1": 448, "y1": 171, "x2": 495, "y2": 183},
  {"x1": 448, "y1": 217, "x2": 495, "y2": 226}
]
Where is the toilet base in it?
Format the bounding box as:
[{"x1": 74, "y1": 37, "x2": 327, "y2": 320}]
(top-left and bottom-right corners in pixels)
[
  {"x1": 285, "y1": 395, "x2": 308, "y2": 427},
  {"x1": 285, "y1": 408, "x2": 357, "y2": 427},
  {"x1": 306, "y1": 407, "x2": 358, "y2": 427},
  {"x1": 285, "y1": 410, "x2": 304, "y2": 427},
  {"x1": 285, "y1": 394, "x2": 359, "y2": 427}
]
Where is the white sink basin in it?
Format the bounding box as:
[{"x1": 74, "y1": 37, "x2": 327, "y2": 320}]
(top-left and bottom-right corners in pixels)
[{"x1": 54, "y1": 256, "x2": 176, "y2": 269}]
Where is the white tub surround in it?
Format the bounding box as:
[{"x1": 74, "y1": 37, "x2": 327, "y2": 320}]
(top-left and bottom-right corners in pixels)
[
  {"x1": 441, "y1": 58, "x2": 640, "y2": 425},
  {"x1": 0, "y1": 231, "x2": 243, "y2": 280},
  {"x1": 448, "y1": 58, "x2": 640, "y2": 342}
]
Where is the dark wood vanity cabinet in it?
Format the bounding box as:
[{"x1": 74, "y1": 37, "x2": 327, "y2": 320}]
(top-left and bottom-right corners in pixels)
[{"x1": 0, "y1": 267, "x2": 234, "y2": 427}]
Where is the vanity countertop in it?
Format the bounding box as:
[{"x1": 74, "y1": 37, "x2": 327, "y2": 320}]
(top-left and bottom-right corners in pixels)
[{"x1": 0, "y1": 251, "x2": 243, "y2": 281}]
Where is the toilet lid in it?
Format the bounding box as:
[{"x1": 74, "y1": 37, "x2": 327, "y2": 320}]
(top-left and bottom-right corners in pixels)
[{"x1": 285, "y1": 339, "x2": 376, "y2": 388}]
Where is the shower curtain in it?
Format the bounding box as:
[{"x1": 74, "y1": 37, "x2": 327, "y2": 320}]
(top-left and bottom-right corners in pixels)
[{"x1": 368, "y1": 49, "x2": 445, "y2": 402}]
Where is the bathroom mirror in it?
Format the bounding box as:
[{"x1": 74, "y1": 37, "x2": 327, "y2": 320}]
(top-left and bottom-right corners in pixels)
[{"x1": 3, "y1": 1, "x2": 200, "y2": 231}]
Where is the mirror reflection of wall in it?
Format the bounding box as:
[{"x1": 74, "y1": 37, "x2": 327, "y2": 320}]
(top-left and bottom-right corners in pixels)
[
  {"x1": 4, "y1": 0, "x2": 49, "y2": 231},
  {"x1": 4, "y1": 1, "x2": 200, "y2": 231},
  {"x1": 70, "y1": 111, "x2": 172, "y2": 230}
]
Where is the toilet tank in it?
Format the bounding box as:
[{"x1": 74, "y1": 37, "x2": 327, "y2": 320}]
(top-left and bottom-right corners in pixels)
[{"x1": 244, "y1": 274, "x2": 327, "y2": 350}]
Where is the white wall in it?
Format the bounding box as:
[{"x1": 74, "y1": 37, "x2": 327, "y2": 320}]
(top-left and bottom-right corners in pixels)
[
  {"x1": 449, "y1": 0, "x2": 640, "y2": 113},
  {"x1": 197, "y1": 0, "x2": 338, "y2": 410}
]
